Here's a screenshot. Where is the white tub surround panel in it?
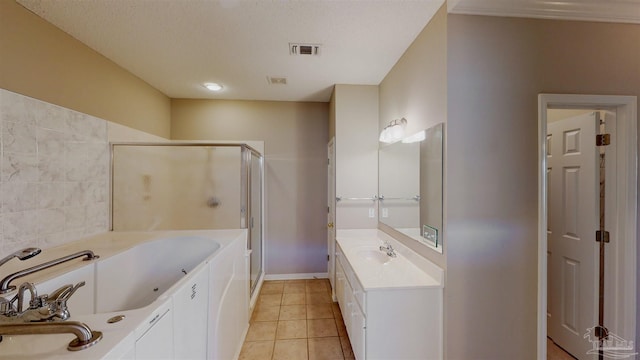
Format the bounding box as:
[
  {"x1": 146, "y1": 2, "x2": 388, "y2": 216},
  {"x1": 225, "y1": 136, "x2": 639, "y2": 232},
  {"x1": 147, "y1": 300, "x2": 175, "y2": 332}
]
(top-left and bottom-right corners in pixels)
[
  {"x1": 335, "y1": 229, "x2": 443, "y2": 360},
  {"x1": 0, "y1": 229, "x2": 249, "y2": 360}
]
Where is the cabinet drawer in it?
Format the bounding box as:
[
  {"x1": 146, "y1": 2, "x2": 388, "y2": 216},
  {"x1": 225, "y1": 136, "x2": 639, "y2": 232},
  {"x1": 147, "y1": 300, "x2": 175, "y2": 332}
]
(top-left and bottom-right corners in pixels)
[{"x1": 336, "y1": 245, "x2": 366, "y2": 314}]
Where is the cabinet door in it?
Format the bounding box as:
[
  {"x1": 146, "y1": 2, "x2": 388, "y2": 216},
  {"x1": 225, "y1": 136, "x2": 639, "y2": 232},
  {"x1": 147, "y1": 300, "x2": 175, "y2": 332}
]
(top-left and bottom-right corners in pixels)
[
  {"x1": 350, "y1": 307, "x2": 366, "y2": 360},
  {"x1": 335, "y1": 260, "x2": 346, "y2": 313},
  {"x1": 173, "y1": 265, "x2": 210, "y2": 359},
  {"x1": 135, "y1": 309, "x2": 173, "y2": 360}
]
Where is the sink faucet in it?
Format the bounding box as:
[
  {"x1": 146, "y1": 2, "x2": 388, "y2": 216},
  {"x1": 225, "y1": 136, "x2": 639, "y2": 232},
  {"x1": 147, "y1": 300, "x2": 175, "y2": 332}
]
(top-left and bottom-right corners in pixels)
[
  {"x1": 0, "y1": 250, "x2": 98, "y2": 294},
  {"x1": 379, "y1": 241, "x2": 397, "y2": 258},
  {"x1": 0, "y1": 280, "x2": 102, "y2": 351},
  {"x1": 0, "y1": 248, "x2": 42, "y2": 268}
]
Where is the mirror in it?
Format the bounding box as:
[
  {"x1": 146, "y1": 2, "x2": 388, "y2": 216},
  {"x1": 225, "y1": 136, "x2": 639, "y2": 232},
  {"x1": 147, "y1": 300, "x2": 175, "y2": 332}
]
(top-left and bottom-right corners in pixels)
[{"x1": 378, "y1": 123, "x2": 444, "y2": 252}]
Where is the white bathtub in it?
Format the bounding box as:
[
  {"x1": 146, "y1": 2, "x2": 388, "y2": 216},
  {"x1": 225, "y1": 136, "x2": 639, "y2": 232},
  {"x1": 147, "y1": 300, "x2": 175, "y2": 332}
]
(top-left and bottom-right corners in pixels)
[
  {"x1": 0, "y1": 229, "x2": 248, "y2": 360},
  {"x1": 95, "y1": 236, "x2": 221, "y2": 313}
]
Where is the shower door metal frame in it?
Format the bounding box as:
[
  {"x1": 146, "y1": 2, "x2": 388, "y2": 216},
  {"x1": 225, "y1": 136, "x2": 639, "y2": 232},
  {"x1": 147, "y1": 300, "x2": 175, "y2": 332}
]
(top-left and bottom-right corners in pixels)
[{"x1": 242, "y1": 146, "x2": 265, "y2": 297}]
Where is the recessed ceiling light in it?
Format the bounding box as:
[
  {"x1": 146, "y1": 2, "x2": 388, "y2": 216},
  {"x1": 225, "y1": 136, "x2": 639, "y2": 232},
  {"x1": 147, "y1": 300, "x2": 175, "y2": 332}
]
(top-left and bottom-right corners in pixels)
[{"x1": 204, "y1": 82, "x2": 223, "y2": 91}]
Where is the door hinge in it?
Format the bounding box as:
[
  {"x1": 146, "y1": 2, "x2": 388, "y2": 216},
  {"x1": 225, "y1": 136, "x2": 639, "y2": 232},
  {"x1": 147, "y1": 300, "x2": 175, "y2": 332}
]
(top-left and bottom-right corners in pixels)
[
  {"x1": 596, "y1": 134, "x2": 610, "y2": 146},
  {"x1": 327, "y1": 254, "x2": 330, "y2": 261},
  {"x1": 596, "y1": 230, "x2": 610, "y2": 243}
]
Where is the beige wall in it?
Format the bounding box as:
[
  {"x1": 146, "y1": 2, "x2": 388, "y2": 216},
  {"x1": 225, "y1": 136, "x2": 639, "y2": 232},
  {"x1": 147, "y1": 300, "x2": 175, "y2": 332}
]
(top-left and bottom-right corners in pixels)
[
  {"x1": 0, "y1": 1, "x2": 170, "y2": 138},
  {"x1": 378, "y1": 4, "x2": 639, "y2": 358},
  {"x1": 333, "y1": 85, "x2": 379, "y2": 229},
  {"x1": 378, "y1": 4, "x2": 447, "y2": 269},
  {"x1": 446, "y1": 14, "x2": 640, "y2": 359},
  {"x1": 171, "y1": 99, "x2": 329, "y2": 275},
  {"x1": 329, "y1": 90, "x2": 336, "y2": 140}
]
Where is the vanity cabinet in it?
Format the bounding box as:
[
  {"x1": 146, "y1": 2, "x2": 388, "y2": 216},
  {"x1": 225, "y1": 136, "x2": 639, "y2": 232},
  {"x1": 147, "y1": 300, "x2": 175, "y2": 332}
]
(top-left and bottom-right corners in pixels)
[{"x1": 336, "y1": 242, "x2": 442, "y2": 360}]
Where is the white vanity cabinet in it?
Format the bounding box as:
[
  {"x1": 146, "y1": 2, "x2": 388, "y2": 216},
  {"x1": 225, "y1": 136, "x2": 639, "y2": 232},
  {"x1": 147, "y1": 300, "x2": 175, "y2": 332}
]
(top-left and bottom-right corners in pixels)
[
  {"x1": 335, "y1": 240, "x2": 443, "y2": 360},
  {"x1": 172, "y1": 264, "x2": 209, "y2": 359},
  {"x1": 335, "y1": 258, "x2": 366, "y2": 359}
]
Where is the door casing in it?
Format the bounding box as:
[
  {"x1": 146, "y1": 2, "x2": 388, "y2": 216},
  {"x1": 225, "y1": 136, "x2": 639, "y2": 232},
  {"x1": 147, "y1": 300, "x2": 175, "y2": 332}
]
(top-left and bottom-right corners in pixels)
[{"x1": 537, "y1": 94, "x2": 637, "y2": 359}]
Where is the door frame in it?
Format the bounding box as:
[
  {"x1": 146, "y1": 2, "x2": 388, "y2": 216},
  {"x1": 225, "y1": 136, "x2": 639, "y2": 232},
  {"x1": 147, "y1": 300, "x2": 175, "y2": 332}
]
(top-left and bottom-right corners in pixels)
[
  {"x1": 328, "y1": 137, "x2": 337, "y2": 300},
  {"x1": 537, "y1": 94, "x2": 637, "y2": 358}
]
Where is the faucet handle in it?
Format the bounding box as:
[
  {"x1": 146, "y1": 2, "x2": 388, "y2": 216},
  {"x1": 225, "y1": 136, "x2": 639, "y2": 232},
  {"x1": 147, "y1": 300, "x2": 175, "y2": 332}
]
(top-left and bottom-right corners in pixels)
[
  {"x1": 50, "y1": 281, "x2": 85, "y2": 302},
  {"x1": 0, "y1": 296, "x2": 14, "y2": 315},
  {"x1": 47, "y1": 281, "x2": 85, "y2": 321}
]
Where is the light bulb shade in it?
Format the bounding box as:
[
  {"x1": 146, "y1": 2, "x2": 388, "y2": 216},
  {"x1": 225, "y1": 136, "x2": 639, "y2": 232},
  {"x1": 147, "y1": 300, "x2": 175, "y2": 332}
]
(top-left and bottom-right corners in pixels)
[
  {"x1": 379, "y1": 117, "x2": 408, "y2": 143},
  {"x1": 391, "y1": 124, "x2": 404, "y2": 139},
  {"x1": 379, "y1": 128, "x2": 391, "y2": 143}
]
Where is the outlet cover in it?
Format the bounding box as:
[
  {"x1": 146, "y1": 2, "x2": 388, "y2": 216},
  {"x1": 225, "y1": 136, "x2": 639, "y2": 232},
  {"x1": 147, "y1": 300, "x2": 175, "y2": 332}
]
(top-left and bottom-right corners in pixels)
[
  {"x1": 382, "y1": 208, "x2": 389, "y2": 218},
  {"x1": 368, "y1": 208, "x2": 375, "y2": 218}
]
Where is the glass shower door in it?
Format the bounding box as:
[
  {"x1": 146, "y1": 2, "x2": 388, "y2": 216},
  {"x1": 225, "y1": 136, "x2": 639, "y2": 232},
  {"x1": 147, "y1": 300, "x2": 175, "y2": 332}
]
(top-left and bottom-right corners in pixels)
[{"x1": 249, "y1": 151, "x2": 263, "y2": 296}]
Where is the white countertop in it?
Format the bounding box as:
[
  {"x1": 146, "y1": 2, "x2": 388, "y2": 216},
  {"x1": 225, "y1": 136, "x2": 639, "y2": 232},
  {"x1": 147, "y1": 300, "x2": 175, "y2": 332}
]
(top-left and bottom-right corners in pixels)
[{"x1": 336, "y1": 229, "x2": 443, "y2": 291}]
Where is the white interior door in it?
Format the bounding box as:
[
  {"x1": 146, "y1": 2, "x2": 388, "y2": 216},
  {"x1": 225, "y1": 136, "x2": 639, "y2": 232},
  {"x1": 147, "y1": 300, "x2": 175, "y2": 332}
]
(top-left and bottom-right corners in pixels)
[
  {"x1": 547, "y1": 112, "x2": 598, "y2": 359},
  {"x1": 328, "y1": 138, "x2": 336, "y2": 294}
]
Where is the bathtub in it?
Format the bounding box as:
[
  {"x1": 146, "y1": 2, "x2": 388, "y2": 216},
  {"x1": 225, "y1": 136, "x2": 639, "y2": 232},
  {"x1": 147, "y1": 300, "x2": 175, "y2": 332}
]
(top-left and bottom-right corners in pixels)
[
  {"x1": 0, "y1": 229, "x2": 249, "y2": 360},
  {"x1": 95, "y1": 236, "x2": 221, "y2": 313}
]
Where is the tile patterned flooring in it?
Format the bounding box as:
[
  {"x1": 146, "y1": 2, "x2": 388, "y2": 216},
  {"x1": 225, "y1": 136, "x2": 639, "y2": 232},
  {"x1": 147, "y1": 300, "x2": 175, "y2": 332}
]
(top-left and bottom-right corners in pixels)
[
  {"x1": 547, "y1": 338, "x2": 577, "y2": 360},
  {"x1": 240, "y1": 279, "x2": 355, "y2": 360},
  {"x1": 242, "y1": 280, "x2": 575, "y2": 360}
]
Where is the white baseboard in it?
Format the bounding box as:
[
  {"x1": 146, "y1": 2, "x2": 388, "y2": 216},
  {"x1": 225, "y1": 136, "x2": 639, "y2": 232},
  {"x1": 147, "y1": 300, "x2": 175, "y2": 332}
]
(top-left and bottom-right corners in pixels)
[{"x1": 264, "y1": 272, "x2": 328, "y2": 281}]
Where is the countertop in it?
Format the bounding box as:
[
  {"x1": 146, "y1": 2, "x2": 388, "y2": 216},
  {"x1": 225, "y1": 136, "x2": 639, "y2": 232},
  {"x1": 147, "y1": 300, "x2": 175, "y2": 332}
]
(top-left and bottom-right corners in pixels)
[{"x1": 336, "y1": 229, "x2": 443, "y2": 291}]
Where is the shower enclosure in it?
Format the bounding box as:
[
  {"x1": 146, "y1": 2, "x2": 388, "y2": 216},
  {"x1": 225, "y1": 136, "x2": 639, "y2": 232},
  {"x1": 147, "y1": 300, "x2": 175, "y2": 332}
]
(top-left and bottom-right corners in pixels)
[{"x1": 110, "y1": 143, "x2": 264, "y2": 297}]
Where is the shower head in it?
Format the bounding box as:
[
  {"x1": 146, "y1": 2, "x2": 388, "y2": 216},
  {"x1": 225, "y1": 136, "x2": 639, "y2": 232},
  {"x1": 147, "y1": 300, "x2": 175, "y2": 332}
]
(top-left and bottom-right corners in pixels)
[{"x1": 0, "y1": 247, "x2": 42, "y2": 267}]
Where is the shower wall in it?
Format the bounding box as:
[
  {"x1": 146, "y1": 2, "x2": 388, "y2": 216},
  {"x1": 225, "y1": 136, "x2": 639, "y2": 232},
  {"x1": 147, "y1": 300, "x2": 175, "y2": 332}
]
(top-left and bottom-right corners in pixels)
[{"x1": 112, "y1": 145, "x2": 242, "y2": 231}]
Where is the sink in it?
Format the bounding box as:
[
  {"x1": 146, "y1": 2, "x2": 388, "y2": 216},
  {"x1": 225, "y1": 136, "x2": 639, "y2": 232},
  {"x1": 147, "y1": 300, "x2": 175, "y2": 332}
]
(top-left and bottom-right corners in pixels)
[{"x1": 355, "y1": 249, "x2": 392, "y2": 264}]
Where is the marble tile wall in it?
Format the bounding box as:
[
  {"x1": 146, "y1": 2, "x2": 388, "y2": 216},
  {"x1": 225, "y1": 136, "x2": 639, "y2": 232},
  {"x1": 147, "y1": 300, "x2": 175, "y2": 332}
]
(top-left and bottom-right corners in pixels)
[{"x1": 0, "y1": 89, "x2": 109, "y2": 257}]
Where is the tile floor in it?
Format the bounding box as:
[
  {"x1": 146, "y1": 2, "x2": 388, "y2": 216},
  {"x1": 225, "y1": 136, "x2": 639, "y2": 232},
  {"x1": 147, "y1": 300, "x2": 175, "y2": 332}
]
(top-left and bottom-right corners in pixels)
[
  {"x1": 547, "y1": 338, "x2": 577, "y2": 360},
  {"x1": 239, "y1": 279, "x2": 355, "y2": 360},
  {"x1": 242, "y1": 282, "x2": 579, "y2": 360}
]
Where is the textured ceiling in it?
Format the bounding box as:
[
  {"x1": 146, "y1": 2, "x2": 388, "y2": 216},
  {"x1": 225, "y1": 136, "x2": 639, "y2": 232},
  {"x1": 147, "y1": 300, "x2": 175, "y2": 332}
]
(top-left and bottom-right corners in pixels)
[
  {"x1": 17, "y1": 0, "x2": 640, "y2": 102},
  {"x1": 17, "y1": 0, "x2": 444, "y2": 102}
]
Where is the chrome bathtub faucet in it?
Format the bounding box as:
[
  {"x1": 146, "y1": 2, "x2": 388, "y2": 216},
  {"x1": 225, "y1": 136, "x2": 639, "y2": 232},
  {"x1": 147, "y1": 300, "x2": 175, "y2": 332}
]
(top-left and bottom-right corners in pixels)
[
  {"x1": 0, "y1": 280, "x2": 102, "y2": 351},
  {"x1": 0, "y1": 281, "x2": 85, "y2": 323}
]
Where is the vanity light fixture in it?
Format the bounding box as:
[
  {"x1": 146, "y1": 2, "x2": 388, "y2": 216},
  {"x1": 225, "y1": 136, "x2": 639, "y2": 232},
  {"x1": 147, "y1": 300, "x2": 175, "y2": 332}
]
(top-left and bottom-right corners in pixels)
[
  {"x1": 379, "y1": 117, "x2": 407, "y2": 143},
  {"x1": 203, "y1": 82, "x2": 223, "y2": 91}
]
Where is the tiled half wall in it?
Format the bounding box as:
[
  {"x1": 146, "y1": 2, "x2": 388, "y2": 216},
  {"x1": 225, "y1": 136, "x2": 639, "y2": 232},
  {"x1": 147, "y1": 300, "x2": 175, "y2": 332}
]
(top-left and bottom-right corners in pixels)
[{"x1": 0, "y1": 89, "x2": 150, "y2": 257}]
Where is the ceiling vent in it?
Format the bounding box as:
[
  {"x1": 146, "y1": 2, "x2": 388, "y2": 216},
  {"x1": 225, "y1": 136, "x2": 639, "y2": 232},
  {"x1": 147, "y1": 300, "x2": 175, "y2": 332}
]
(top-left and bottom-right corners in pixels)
[
  {"x1": 289, "y1": 43, "x2": 321, "y2": 56},
  {"x1": 267, "y1": 76, "x2": 287, "y2": 85}
]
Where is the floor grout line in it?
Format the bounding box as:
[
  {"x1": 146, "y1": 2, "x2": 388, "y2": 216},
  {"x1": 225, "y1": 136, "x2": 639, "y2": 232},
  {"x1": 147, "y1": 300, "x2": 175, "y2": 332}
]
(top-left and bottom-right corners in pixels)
[{"x1": 241, "y1": 279, "x2": 352, "y2": 360}]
